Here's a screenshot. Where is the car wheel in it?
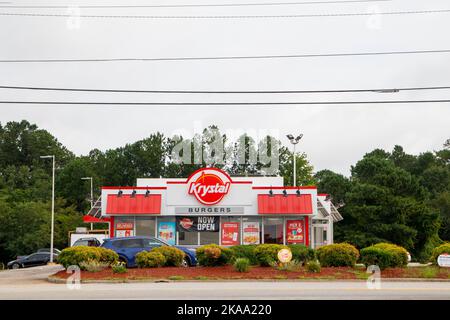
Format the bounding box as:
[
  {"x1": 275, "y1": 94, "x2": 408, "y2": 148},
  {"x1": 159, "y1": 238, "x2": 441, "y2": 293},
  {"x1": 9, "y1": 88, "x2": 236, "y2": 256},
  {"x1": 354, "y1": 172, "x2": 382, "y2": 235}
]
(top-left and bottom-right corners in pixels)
[
  {"x1": 11, "y1": 263, "x2": 20, "y2": 270},
  {"x1": 181, "y1": 257, "x2": 190, "y2": 268}
]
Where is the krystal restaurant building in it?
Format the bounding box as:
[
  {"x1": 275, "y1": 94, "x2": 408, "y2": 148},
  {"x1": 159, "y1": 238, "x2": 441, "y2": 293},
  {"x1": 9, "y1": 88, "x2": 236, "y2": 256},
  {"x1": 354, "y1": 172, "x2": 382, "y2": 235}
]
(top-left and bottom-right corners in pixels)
[{"x1": 87, "y1": 168, "x2": 342, "y2": 248}]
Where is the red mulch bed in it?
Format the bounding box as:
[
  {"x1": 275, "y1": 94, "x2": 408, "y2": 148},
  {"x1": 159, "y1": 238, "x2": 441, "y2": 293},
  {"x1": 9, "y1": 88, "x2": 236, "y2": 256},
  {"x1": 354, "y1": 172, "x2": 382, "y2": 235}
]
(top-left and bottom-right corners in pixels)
[
  {"x1": 52, "y1": 266, "x2": 450, "y2": 281},
  {"x1": 53, "y1": 266, "x2": 365, "y2": 281}
]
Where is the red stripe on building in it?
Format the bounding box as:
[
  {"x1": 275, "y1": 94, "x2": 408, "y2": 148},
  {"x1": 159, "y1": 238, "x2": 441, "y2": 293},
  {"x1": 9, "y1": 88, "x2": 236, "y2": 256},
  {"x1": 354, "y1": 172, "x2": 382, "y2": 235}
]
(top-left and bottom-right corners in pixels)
[
  {"x1": 257, "y1": 194, "x2": 313, "y2": 214},
  {"x1": 82, "y1": 215, "x2": 110, "y2": 223},
  {"x1": 106, "y1": 194, "x2": 161, "y2": 215}
]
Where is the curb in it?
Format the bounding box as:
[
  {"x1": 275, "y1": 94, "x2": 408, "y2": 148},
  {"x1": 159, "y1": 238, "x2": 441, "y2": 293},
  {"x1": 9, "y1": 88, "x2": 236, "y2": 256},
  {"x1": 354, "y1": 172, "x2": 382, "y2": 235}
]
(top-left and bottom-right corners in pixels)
[{"x1": 47, "y1": 276, "x2": 450, "y2": 284}]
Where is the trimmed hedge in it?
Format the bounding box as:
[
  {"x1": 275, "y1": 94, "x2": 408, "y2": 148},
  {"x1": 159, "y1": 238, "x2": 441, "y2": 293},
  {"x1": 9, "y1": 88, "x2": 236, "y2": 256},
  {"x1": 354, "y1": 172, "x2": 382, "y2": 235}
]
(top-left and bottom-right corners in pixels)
[
  {"x1": 152, "y1": 246, "x2": 185, "y2": 266},
  {"x1": 254, "y1": 244, "x2": 288, "y2": 266},
  {"x1": 57, "y1": 246, "x2": 118, "y2": 269},
  {"x1": 135, "y1": 251, "x2": 166, "y2": 268},
  {"x1": 229, "y1": 245, "x2": 259, "y2": 265},
  {"x1": 196, "y1": 244, "x2": 233, "y2": 266},
  {"x1": 361, "y1": 243, "x2": 408, "y2": 269},
  {"x1": 317, "y1": 243, "x2": 359, "y2": 267},
  {"x1": 360, "y1": 243, "x2": 408, "y2": 269},
  {"x1": 288, "y1": 244, "x2": 316, "y2": 264},
  {"x1": 430, "y1": 243, "x2": 450, "y2": 265}
]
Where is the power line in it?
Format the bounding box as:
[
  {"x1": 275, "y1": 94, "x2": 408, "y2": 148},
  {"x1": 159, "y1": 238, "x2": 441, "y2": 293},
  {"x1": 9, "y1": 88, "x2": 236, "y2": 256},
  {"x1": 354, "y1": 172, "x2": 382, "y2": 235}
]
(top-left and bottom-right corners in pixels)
[
  {"x1": 1, "y1": 8, "x2": 450, "y2": 19},
  {"x1": 1, "y1": 99, "x2": 450, "y2": 105},
  {"x1": 0, "y1": 0, "x2": 391, "y2": 9},
  {"x1": 1, "y1": 49, "x2": 450, "y2": 63},
  {"x1": 1, "y1": 84, "x2": 450, "y2": 94}
]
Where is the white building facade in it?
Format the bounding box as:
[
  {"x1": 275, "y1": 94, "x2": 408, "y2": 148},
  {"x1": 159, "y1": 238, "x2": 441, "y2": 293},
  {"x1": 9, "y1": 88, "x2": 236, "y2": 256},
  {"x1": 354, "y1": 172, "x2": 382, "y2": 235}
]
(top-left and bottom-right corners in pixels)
[{"x1": 91, "y1": 167, "x2": 342, "y2": 248}]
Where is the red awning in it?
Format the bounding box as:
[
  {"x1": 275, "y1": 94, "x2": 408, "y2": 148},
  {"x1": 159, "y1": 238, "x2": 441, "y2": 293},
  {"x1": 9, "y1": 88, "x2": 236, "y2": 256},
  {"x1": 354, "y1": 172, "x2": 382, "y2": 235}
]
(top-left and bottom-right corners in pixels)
[
  {"x1": 258, "y1": 194, "x2": 313, "y2": 214},
  {"x1": 106, "y1": 194, "x2": 161, "y2": 215},
  {"x1": 83, "y1": 215, "x2": 111, "y2": 223}
]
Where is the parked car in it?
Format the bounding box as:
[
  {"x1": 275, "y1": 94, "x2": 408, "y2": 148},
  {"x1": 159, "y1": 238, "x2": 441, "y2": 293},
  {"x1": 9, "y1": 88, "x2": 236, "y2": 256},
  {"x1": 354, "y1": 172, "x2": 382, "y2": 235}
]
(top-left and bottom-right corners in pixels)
[
  {"x1": 16, "y1": 248, "x2": 60, "y2": 260},
  {"x1": 72, "y1": 237, "x2": 102, "y2": 247},
  {"x1": 37, "y1": 248, "x2": 62, "y2": 254},
  {"x1": 101, "y1": 236, "x2": 197, "y2": 268},
  {"x1": 7, "y1": 252, "x2": 57, "y2": 269}
]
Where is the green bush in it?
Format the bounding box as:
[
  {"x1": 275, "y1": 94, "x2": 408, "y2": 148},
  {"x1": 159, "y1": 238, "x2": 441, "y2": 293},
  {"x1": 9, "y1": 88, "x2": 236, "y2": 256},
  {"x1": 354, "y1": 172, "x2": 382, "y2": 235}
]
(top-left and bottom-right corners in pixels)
[
  {"x1": 288, "y1": 244, "x2": 315, "y2": 264},
  {"x1": 196, "y1": 244, "x2": 233, "y2": 266},
  {"x1": 57, "y1": 246, "x2": 118, "y2": 269},
  {"x1": 152, "y1": 246, "x2": 185, "y2": 266},
  {"x1": 233, "y1": 258, "x2": 251, "y2": 272},
  {"x1": 430, "y1": 243, "x2": 450, "y2": 265},
  {"x1": 229, "y1": 245, "x2": 258, "y2": 265},
  {"x1": 112, "y1": 262, "x2": 127, "y2": 274},
  {"x1": 305, "y1": 260, "x2": 321, "y2": 273},
  {"x1": 135, "y1": 251, "x2": 166, "y2": 268},
  {"x1": 79, "y1": 260, "x2": 110, "y2": 272},
  {"x1": 270, "y1": 260, "x2": 302, "y2": 271},
  {"x1": 373, "y1": 243, "x2": 408, "y2": 267},
  {"x1": 316, "y1": 243, "x2": 359, "y2": 267},
  {"x1": 254, "y1": 244, "x2": 288, "y2": 266},
  {"x1": 360, "y1": 243, "x2": 408, "y2": 269}
]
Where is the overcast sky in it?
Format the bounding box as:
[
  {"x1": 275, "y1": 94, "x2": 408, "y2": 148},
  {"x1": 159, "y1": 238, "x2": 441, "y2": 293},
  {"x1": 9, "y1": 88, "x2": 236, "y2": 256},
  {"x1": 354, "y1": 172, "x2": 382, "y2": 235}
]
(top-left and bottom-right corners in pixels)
[{"x1": 1, "y1": 0, "x2": 449, "y2": 176}]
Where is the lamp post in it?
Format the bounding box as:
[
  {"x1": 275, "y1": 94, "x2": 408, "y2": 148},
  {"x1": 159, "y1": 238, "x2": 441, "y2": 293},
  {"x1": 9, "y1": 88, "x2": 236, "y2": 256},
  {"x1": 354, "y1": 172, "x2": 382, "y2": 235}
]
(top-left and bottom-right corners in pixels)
[
  {"x1": 286, "y1": 134, "x2": 303, "y2": 187},
  {"x1": 81, "y1": 177, "x2": 93, "y2": 230},
  {"x1": 40, "y1": 155, "x2": 55, "y2": 263}
]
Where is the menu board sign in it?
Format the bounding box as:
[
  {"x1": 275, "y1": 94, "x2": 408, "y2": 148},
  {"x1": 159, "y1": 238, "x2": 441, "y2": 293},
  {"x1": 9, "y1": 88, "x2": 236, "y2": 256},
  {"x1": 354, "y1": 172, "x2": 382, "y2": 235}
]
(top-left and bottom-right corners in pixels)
[
  {"x1": 221, "y1": 222, "x2": 239, "y2": 245},
  {"x1": 243, "y1": 221, "x2": 260, "y2": 245},
  {"x1": 158, "y1": 221, "x2": 176, "y2": 245},
  {"x1": 286, "y1": 220, "x2": 304, "y2": 244}
]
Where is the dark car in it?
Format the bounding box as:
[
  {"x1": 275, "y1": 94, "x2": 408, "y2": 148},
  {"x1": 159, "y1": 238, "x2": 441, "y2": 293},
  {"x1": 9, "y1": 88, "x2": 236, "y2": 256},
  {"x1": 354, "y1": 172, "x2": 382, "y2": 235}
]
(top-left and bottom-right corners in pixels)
[
  {"x1": 37, "y1": 248, "x2": 62, "y2": 254},
  {"x1": 101, "y1": 236, "x2": 197, "y2": 268},
  {"x1": 72, "y1": 237, "x2": 102, "y2": 247},
  {"x1": 7, "y1": 252, "x2": 57, "y2": 269}
]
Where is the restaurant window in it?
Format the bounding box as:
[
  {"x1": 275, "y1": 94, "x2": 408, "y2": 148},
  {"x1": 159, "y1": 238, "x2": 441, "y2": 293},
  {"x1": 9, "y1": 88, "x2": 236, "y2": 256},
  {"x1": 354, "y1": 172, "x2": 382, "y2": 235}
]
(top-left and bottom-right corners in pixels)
[
  {"x1": 178, "y1": 231, "x2": 198, "y2": 246},
  {"x1": 200, "y1": 232, "x2": 220, "y2": 245},
  {"x1": 263, "y1": 217, "x2": 283, "y2": 244},
  {"x1": 115, "y1": 217, "x2": 135, "y2": 237},
  {"x1": 135, "y1": 217, "x2": 156, "y2": 237},
  {"x1": 241, "y1": 217, "x2": 261, "y2": 245}
]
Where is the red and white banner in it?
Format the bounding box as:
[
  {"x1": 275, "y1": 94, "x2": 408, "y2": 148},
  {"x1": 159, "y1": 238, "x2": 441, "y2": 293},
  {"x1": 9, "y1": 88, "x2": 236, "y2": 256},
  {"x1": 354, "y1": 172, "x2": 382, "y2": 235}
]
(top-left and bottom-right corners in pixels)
[
  {"x1": 286, "y1": 220, "x2": 304, "y2": 244},
  {"x1": 221, "y1": 222, "x2": 239, "y2": 245},
  {"x1": 243, "y1": 221, "x2": 260, "y2": 245}
]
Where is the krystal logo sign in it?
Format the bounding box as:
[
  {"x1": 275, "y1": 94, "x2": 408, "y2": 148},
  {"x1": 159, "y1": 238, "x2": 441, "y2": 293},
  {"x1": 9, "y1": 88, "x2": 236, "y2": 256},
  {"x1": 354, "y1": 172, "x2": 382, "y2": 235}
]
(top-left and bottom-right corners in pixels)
[{"x1": 187, "y1": 168, "x2": 231, "y2": 205}]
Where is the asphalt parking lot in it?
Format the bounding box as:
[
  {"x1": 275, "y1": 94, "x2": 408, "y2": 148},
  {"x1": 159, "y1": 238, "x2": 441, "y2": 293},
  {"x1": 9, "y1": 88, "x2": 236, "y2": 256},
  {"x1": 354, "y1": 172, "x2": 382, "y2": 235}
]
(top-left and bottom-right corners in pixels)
[{"x1": 0, "y1": 266, "x2": 450, "y2": 300}]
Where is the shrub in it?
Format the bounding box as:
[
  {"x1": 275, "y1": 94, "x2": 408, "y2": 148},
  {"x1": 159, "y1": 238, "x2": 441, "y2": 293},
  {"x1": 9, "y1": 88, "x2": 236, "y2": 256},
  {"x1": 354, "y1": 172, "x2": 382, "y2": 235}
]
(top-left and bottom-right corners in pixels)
[
  {"x1": 112, "y1": 262, "x2": 127, "y2": 274},
  {"x1": 135, "y1": 251, "x2": 166, "y2": 268},
  {"x1": 373, "y1": 243, "x2": 408, "y2": 267},
  {"x1": 57, "y1": 246, "x2": 118, "y2": 269},
  {"x1": 254, "y1": 244, "x2": 288, "y2": 266},
  {"x1": 79, "y1": 259, "x2": 110, "y2": 272},
  {"x1": 288, "y1": 244, "x2": 316, "y2": 264},
  {"x1": 152, "y1": 246, "x2": 185, "y2": 266},
  {"x1": 196, "y1": 244, "x2": 233, "y2": 266},
  {"x1": 229, "y1": 245, "x2": 258, "y2": 265},
  {"x1": 360, "y1": 243, "x2": 408, "y2": 269},
  {"x1": 316, "y1": 243, "x2": 359, "y2": 267},
  {"x1": 233, "y1": 258, "x2": 251, "y2": 272},
  {"x1": 305, "y1": 260, "x2": 321, "y2": 273},
  {"x1": 270, "y1": 260, "x2": 302, "y2": 272},
  {"x1": 430, "y1": 243, "x2": 450, "y2": 265}
]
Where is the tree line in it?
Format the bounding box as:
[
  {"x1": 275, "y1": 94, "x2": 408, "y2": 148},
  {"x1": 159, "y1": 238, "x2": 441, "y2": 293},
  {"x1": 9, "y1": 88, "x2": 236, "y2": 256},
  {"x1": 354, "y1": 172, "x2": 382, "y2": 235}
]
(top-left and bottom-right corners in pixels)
[{"x1": 0, "y1": 120, "x2": 448, "y2": 263}]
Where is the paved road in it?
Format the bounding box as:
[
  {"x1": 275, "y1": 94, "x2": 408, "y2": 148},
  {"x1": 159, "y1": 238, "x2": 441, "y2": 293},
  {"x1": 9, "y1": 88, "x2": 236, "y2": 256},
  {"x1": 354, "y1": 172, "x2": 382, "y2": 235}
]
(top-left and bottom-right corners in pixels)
[{"x1": 1, "y1": 266, "x2": 450, "y2": 300}]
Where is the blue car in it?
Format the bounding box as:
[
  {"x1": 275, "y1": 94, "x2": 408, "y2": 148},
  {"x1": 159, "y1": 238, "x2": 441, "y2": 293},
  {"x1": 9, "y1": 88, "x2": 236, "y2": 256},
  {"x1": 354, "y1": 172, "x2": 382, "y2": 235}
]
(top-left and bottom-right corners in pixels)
[{"x1": 101, "y1": 236, "x2": 197, "y2": 268}]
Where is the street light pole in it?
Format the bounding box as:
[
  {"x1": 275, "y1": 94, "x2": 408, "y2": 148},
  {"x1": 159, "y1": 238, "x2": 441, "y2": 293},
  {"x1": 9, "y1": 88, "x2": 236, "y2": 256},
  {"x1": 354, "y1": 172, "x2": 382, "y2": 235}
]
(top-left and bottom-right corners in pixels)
[
  {"x1": 286, "y1": 134, "x2": 303, "y2": 187},
  {"x1": 40, "y1": 155, "x2": 55, "y2": 263},
  {"x1": 81, "y1": 177, "x2": 94, "y2": 230}
]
